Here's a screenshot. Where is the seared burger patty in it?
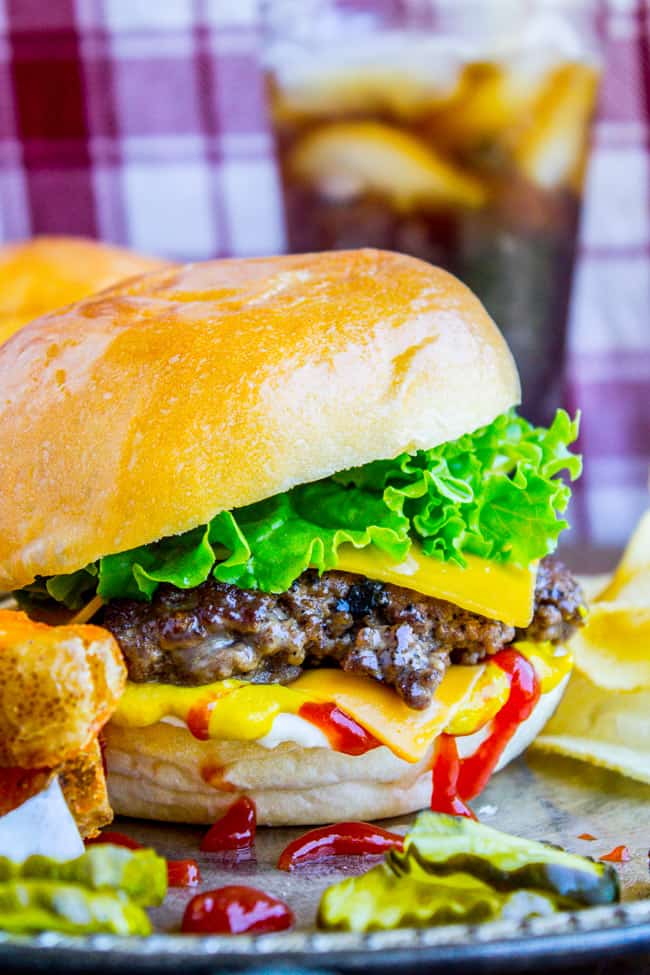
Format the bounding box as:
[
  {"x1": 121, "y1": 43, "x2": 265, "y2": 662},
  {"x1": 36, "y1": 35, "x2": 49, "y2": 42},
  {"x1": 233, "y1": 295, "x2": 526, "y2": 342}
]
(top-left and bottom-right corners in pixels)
[{"x1": 102, "y1": 556, "x2": 584, "y2": 710}]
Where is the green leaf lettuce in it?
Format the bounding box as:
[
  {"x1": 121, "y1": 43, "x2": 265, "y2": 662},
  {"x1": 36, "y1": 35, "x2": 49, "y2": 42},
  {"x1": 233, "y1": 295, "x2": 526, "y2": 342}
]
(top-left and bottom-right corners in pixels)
[{"x1": 19, "y1": 409, "x2": 581, "y2": 608}]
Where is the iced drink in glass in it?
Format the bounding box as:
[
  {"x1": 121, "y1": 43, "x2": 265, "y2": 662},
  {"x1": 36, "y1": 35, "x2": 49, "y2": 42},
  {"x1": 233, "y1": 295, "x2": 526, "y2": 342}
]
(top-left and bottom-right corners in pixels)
[{"x1": 263, "y1": 0, "x2": 600, "y2": 423}]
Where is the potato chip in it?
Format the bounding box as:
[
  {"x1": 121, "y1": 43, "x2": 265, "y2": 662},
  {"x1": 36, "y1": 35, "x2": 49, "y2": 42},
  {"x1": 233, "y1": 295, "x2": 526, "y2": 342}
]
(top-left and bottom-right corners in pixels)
[
  {"x1": 597, "y1": 509, "x2": 650, "y2": 602},
  {"x1": 571, "y1": 602, "x2": 650, "y2": 692},
  {"x1": 576, "y1": 574, "x2": 611, "y2": 603},
  {"x1": 535, "y1": 673, "x2": 650, "y2": 785},
  {"x1": 534, "y1": 509, "x2": 650, "y2": 784}
]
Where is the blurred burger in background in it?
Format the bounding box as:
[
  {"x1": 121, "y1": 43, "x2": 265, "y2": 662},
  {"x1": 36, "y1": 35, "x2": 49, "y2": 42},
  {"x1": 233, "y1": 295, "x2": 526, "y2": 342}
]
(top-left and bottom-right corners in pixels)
[
  {"x1": 0, "y1": 236, "x2": 167, "y2": 347},
  {"x1": 0, "y1": 248, "x2": 585, "y2": 826}
]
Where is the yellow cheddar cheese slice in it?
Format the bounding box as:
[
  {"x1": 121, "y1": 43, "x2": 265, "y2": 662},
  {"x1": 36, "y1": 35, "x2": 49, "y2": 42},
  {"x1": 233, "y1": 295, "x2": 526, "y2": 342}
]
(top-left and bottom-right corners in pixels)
[
  {"x1": 113, "y1": 664, "x2": 485, "y2": 763},
  {"x1": 111, "y1": 646, "x2": 570, "y2": 764},
  {"x1": 333, "y1": 544, "x2": 537, "y2": 628},
  {"x1": 291, "y1": 665, "x2": 484, "y2": 762},
  {"x1": 513, "y1": 640, "x2": 574, "y2": 694}
]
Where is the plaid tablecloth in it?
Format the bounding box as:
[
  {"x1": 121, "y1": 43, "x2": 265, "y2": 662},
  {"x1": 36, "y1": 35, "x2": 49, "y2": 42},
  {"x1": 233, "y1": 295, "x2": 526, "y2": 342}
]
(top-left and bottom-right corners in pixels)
[{"x1": 0, "y1": 0, "x2": 647, "y2": 547}]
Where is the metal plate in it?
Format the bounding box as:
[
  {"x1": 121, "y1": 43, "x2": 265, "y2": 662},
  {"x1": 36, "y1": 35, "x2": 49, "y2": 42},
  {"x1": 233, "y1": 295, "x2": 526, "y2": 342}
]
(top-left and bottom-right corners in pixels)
[{"x1": 2, "y1": 751, "x2": 649, "y2": 973}]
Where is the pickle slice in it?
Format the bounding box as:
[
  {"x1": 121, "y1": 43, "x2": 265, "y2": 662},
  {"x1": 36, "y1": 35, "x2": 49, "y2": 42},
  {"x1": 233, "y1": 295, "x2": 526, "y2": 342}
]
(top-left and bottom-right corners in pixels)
[
  {"x1": 0, "y1": 881, "x2": 151, "y2": 936},
  {"x1": 0, "y1": 845, "x2": 167, "y2": 907},
  {"x1": 389, "y1": 812, "x2": 619, "y2": 907},
  {"x1": 318, "y1": 861, "x2": 558, "y2": 932},
  {"x1": 318, "y1": 812, "x2": 619, "y2": 932}
]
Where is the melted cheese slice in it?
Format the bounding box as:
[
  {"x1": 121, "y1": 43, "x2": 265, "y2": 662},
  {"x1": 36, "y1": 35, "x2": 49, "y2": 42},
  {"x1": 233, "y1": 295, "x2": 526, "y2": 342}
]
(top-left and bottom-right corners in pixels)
[
  {"x1": 292, "y1": 666, "x2": 485, "y2": 761},
  {"x1": 111, "y1": 649, "x2": 570, "y2": 764},
  {"x1": 333, "y1": 544, "x2": 537, "y2": 628},
  {"x1": 114, "y1": 664, "x2": 488, "y2": 763},
  {"x1": 514, "y1": 640, "x2": 573, "y2": 694}
]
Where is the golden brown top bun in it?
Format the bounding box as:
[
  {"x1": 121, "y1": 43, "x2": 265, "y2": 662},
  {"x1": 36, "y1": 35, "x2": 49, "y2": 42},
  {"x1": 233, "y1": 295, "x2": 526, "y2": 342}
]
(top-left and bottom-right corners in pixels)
[
  {"x1": 0, "y1": 249, "x2": 519, "y2": 591},
  {"x1": 0, "y1": 610, "x2": 126, "y2": 768},
  {"x1": 0, "y1": 235, "x2": 167, "y2": 346}
]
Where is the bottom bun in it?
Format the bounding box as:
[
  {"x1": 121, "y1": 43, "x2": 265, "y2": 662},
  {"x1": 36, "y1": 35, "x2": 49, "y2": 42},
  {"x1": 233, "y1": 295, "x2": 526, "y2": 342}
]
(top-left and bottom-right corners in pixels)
[{"x1": 104, "y1": 677, "x2": 568, "y2": 826}]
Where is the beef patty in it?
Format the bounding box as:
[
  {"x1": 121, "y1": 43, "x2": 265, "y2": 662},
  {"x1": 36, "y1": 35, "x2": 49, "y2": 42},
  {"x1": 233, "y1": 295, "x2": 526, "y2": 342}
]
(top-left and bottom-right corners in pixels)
[{"x1": 102, "y1": 555, "x2": 585, "y2": 711}]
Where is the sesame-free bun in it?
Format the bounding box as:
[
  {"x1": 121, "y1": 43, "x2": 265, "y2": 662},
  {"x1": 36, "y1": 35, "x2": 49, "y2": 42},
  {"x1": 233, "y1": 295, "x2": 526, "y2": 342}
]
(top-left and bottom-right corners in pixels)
[
  {"x1": 103, "y1": 679, "x2": 566, "y2": 826},
  {"x1": 0, "y1": 236, "x2": 167, "y2": 347},
  {"x1": 0, "y1": 249, "x2": 519, "y2": 592}
]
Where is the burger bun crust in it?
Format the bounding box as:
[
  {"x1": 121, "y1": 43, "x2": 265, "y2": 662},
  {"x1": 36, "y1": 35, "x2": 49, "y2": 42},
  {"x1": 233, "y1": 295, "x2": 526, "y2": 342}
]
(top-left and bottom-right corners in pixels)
[
  {"x1": 104, "y1": 677, "x2": 567, "y2": 826},
  {"x1": 0, "y1": 248, "x2": 519, "y2": 592}
]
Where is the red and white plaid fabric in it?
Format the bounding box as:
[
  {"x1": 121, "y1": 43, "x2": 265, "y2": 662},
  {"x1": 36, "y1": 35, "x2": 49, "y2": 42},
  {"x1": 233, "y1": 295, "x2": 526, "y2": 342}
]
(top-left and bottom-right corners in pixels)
[
  {"x1": 566, "y1": 0, "x2": 650, "y2": 546},
  {"x1": 0, "y1": 0, "x2": 647, "y2": 547}
]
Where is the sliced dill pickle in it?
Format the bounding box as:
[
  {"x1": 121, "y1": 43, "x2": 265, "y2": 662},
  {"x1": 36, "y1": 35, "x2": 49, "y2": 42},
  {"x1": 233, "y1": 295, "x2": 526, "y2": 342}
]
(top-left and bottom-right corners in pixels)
[
  {"x1": 0, "y1": 881, "x2": 151, "y2": 935},
  {"x1": 0, "y1": 846, "x2": 167, "y2": 907},
  {"x1": 317, "y1": 861, "x2": 559, "y2": 932},
  {"x1": 388, "y1": 813, "x2": 619, "y2": 907}
]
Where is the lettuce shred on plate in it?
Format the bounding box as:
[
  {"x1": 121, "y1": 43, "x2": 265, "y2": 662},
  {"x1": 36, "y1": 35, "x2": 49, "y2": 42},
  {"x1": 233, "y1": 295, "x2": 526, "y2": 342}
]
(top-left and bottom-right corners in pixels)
[{"x1": 20, "y1": 409, "x2": 581, "y2": 609}]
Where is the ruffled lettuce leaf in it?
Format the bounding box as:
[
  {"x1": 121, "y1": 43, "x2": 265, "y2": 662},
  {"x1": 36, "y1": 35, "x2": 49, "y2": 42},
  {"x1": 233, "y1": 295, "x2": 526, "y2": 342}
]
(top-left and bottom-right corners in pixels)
[
  {"x1": 16, "y1": 566, "x2": 99, "y2": 612},
  {"x1": 98, "y1": 482, "x2": 411, "y2": 600},
  {"x1": 22, "y1": 409, "x2": 581, "y2": 607},
  {"x1": 337, "y1": 409, "x2": 581, "y2": 567}
]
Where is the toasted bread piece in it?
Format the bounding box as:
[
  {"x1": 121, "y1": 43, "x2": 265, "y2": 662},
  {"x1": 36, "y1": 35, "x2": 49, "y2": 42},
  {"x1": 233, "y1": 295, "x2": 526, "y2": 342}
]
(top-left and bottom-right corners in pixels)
[
  {"x1": 0, "y1": 610, "x2": 126, "y2": 768},
  {"x1": 59, "y1": 739, "x2": 112, "y2": 838}
]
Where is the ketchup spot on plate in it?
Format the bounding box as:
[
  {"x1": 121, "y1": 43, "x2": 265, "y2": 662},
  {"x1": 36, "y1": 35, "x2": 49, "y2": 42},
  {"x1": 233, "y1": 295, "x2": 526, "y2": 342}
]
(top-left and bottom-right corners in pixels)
[
  {"x1": 600, "y1": 845, "x2": 631, "y2": 863},
  {"x1": 167, "y1": 858, "x2": 201, "y2": 887},
  {"x1": 201, "y1": 797, "x2": 256, "y2": 852},
  {"x1": 181, "y1": 886, "x2": 293, "y2": 935},
  {"x1": 277, "y1": 821, "x2": 404, "y2": 871}
]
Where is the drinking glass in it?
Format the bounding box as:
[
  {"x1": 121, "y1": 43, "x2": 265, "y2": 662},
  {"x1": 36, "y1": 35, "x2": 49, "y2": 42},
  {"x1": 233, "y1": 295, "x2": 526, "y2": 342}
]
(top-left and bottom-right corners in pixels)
[{"x1": 262, "y1": 0, "x2": 601, "y2": 423}]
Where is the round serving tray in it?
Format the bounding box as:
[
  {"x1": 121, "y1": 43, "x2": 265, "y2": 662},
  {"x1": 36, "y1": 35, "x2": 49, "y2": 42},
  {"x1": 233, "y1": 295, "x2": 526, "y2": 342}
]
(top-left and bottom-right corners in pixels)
[
  {"x1": 2, "y1": 899, "x2": 650, "y2": 974},
  {"x1": 2, "y1": 753, "x2": 649, "y2": 973}
]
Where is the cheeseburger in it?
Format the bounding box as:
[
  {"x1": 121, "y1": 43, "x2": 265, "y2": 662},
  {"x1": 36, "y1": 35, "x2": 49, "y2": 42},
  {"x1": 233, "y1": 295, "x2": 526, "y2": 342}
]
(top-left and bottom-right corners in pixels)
[{"x1": 0, "y1": 249, "x2": 585, "y2": 826}]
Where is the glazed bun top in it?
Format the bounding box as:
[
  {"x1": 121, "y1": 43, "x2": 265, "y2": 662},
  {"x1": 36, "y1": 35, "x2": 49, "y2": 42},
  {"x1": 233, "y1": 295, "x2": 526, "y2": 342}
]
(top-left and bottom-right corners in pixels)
[
  {"x1": 0, "y1": 249, "x2": 519, "y2": 591},
  {"x1": 0, "y1": 235, "x2": 167, "y2": 347}
]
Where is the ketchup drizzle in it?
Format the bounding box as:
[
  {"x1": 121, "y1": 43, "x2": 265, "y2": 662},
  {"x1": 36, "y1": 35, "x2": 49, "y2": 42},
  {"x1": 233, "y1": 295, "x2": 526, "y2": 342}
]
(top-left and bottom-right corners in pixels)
[
  {"x1": 431, "y1": 735, "x2": 476, "y2": 820},
  {"x1": 186, "y1": 696, "x2": 219, "y2": 741},
  {"x1": 457, "y1": 650, "x2": 540, "y2": 800},
  {"x1": 201, "y1": 796, "x2": 257, "y2": 852},
  {"x1": 431, "y1": 650, "x2": 540, "y2": 817},
  {"x1": 167, "y1": 858, "x2": 202, "y2": 887},
  {"x1": 600, "y1": 845, "x2": 631, "y2": 863},
  {"x1": 277, "y1": 821, "x2": 404, "y2": 871},
  {"x1": 298, "y1": 701, "x2": 381, "y2": 756},
  {"x1": 181, "y1": 885, "x2": 294, "y2": 935}
]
